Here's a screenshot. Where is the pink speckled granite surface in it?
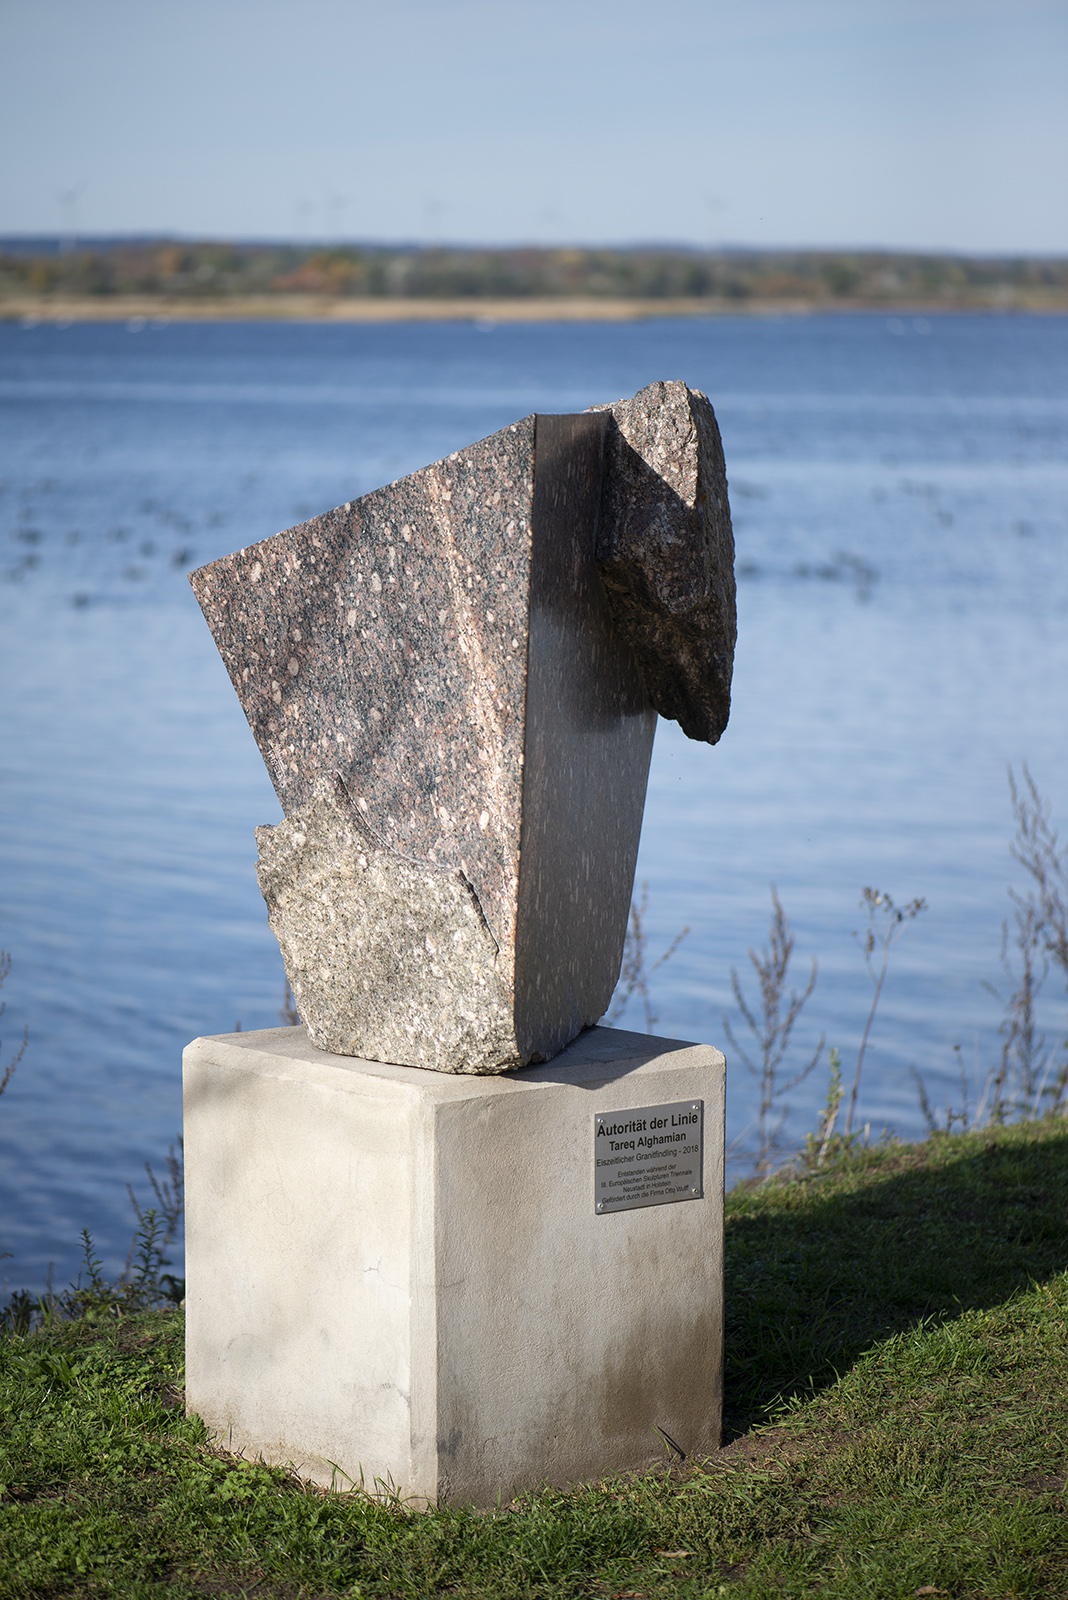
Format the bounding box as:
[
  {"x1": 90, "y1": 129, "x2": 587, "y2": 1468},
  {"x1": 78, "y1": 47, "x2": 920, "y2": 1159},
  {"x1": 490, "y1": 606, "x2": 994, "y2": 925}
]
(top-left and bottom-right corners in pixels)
[
  {"x1": 190, "y1": 418, "x2": 537, "y2": 966},
  {"x1": 190, "y1": 385, "x2": 732, "y2": 1071}
]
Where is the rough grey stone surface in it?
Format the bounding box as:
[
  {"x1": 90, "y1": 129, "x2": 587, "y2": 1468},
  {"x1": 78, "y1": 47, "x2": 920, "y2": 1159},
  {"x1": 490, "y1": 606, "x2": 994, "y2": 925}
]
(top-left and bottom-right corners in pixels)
[
  {"x1": 593, "y1": 380, "x2": 736, "y2": 744},
  {"x1": 255, "y1": 786, "x2": 521, "y2": 1074}
]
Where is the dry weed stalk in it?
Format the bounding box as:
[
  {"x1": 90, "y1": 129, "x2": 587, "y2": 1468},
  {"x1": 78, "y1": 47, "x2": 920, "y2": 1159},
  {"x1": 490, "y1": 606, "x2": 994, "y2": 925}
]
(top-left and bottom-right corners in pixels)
[
  {"x1": 848, "y1": 888, "x2": 926, "y2": 1136},
  {"x1": 127, "y1": 1140, "x2": 184, "y2": 1253},
  {"x1": 606, "y1": 882, "x2": 689, "y2": 1033},
  {"x1": 722, "y1": 887, "x2": 824, "y2": 1178},
  {"x1": 0, "y1": 950, "x2": 27, "y2": 1100},
  {"x1": 911, "y1": 767, "x2": 1067, "y2": 1133},
  {"x1": 279, "y1": 979, "x2": 301, "y2": 1026},
  {"x1": 984, "y1": 765, "x2": 1068, "y2": 1118}
]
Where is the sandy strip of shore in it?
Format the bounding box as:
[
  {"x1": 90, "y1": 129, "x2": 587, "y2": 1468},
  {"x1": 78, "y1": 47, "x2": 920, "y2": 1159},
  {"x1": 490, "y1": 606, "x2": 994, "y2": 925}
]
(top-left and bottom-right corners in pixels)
[
  {"x1": 2, "y1": 294, "x2": 1065, "y2": 324},
  {"x1": 0, "y1": 294, "x2": 793, "y2": 323}
]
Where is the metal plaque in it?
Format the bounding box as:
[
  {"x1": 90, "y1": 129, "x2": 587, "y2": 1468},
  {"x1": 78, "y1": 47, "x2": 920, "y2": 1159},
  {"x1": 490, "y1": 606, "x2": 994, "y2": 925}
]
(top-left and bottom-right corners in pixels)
[{"x1": 594, "y1": 1100, "x2": 704, "y2": 1214}]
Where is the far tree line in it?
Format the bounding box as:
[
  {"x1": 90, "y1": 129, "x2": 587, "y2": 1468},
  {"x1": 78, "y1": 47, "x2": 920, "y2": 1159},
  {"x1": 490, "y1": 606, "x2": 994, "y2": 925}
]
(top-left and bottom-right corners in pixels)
[{"x1": 2, "y1": 239, "x2": 1066, "y2": 308}]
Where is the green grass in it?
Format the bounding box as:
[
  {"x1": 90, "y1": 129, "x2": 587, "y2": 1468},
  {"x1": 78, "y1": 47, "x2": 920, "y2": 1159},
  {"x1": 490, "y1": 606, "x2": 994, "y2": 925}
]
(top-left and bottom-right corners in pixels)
[{"x1": 3, "y1": 1121, "x2": 1067, "y2": 1598}]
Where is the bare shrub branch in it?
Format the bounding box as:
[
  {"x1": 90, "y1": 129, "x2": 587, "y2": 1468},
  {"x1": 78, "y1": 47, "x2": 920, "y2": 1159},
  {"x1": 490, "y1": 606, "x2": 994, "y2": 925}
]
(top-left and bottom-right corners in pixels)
[
  {"x1": 0, "y1": 950, "x2": 27, "y2": 1100},
  {"x1": 127, "y1": 1139, "x2": 184, "y2": 1251},
  {"x1": 606, "y1": 882, "x2": 689, "y2": 1034},
  {"x1": 722, "y1": 886, "x2": 824, "y2": 1178},
  {"x1": 848, "y1": 889, "x2": 926, "y2": 1136}
]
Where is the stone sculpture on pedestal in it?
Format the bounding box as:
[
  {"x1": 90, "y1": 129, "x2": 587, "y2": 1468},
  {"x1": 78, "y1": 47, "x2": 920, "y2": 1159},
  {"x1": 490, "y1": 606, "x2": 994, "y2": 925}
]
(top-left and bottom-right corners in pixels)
[
  {"x1": 190, "y1": 380, "x2": 735, "y2": 1073},
  {"x1": 185, "y1": 378, "x2": 734, "y2": 1505}
]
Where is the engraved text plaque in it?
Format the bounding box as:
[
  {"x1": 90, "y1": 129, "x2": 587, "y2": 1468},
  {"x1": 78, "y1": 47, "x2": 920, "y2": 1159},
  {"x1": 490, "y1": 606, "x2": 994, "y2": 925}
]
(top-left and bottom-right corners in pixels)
[{"x1": 594, "y1": 1100, "x2": 704, "y2": 1214}]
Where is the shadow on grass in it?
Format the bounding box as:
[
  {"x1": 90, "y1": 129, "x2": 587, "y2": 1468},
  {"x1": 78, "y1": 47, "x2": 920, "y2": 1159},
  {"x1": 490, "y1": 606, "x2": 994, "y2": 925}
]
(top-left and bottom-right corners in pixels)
[{"x1": 722, "y1": 1124, "x2": 1068, "y2": 1440}]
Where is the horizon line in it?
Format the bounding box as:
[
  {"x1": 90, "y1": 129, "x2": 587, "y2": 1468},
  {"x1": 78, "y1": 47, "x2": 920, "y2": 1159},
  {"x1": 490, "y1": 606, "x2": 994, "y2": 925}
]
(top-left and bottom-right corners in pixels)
[{"x1": 2, "y1": 232, "x2": 1067, "y2": 262}]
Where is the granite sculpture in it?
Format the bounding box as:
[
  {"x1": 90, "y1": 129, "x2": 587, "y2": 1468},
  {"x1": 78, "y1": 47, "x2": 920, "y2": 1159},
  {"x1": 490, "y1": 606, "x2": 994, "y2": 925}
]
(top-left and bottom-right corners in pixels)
[{"x1": 190, "y1": 380, "x2": 735, "y2": 1074}]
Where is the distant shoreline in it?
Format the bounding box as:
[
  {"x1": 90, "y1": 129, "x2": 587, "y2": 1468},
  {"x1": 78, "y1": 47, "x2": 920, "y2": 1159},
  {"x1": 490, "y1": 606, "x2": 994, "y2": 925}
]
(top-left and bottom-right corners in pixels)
[{"x1": 3, "y1": 293, "x2": 1067, "y2": 324}]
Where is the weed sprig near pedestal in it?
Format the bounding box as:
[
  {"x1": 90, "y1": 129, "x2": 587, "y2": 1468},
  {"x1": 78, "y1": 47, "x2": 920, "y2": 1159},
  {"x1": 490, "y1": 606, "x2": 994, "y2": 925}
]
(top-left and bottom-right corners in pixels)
[
  {"x1": 911, "y1": 765, "x2": 1068, "y2": 1136},
  {"x1": 984, "y1": 763, "x2": 1068, "y2": 1121},
  {"x1": 605, "y1": 881, "x2": 690, "y2": 1034},
  {"x1": 847, "y1": 888, "x2": 927, "y2": 1137},
  {"x1": 722, "y1": 888, "x2": 824, "y2": 1179}
]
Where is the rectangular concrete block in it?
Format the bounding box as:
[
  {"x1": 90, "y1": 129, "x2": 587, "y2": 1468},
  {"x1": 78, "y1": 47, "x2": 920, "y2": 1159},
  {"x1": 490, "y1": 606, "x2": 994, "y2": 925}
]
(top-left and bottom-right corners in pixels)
[{"x1": 183, "y1": 1023, "x2": 725, "y2": 1507}]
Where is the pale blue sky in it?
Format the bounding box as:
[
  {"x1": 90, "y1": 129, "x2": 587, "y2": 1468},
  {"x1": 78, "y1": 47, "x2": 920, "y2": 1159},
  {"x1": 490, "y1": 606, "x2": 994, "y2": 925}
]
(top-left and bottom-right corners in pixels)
[{"x1": 2, "y1": 0, "x2": 1066, "y2": 251}]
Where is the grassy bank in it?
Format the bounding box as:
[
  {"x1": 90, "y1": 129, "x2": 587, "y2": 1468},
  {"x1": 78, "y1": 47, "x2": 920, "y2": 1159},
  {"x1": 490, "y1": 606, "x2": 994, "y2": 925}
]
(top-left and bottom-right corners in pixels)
[{"x1": 3, "y1": 1119, "x2": 1067, "y2": 1598}]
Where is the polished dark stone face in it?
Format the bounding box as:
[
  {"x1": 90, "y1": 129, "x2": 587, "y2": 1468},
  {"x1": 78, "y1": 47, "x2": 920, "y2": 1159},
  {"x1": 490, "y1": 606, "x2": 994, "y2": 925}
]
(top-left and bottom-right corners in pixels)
[
  {"x1": 191, "y1": 383, "x2": 733, "y2": 1071},
  {"x1": 513, "y1": 413, "x2": 656, "y2": 1061}
]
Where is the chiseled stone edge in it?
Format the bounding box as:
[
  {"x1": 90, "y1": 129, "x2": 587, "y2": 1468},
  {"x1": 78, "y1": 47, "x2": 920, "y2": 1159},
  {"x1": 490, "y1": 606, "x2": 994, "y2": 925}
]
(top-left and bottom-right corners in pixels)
[
  {"x1": 592, "y1": 379, "x2": 737, "y2": 745},
  {"x1": 254, "y1": 785, "x2": 522, "y2": 1075}
]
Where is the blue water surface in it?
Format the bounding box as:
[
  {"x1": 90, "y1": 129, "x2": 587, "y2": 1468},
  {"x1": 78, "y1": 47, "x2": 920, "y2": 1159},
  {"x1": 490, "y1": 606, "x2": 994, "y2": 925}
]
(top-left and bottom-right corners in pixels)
[{"x1": 1, "y1": 312, "x2": 1067, "y2": 1291}]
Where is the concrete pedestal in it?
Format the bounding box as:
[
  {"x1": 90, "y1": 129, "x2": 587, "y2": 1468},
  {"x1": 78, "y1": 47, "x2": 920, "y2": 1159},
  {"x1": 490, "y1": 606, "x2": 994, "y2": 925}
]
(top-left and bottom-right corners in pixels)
[{"x1": 183, "y1": 1024, "x2": 725, "y2": 1507}]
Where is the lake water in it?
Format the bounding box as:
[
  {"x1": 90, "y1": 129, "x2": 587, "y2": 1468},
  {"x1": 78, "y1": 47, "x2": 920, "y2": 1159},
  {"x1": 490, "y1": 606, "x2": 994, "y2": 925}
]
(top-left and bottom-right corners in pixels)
[{"x1": 2, "y1": 312, "x2": 1067, "y2": 1293}]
